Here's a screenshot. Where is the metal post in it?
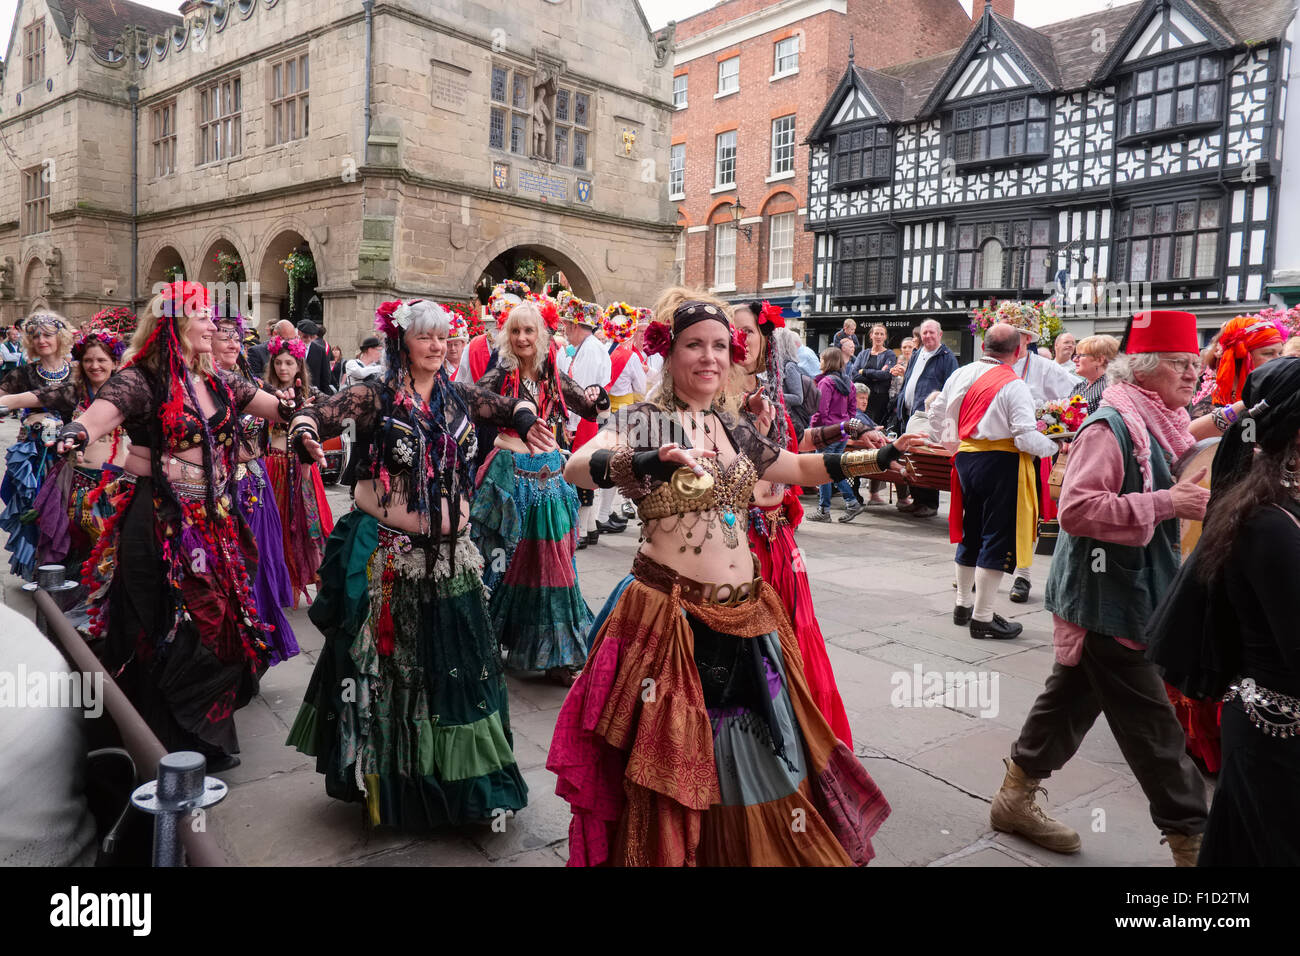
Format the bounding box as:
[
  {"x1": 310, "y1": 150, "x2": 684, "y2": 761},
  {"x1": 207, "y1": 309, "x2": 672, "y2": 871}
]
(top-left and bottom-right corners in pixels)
[
  {"x1": 131, "y1": 752, "x2": 228, "y2": 867},
  {"x1": 26, "y1": 563, "x2": 79, "y2": 633}
]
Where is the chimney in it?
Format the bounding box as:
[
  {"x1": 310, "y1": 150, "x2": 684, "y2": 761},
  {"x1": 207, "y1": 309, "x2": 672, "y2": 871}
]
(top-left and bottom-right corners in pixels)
[{"x1": 983, "y1": 0, "x2": 1015, "y2": 20}]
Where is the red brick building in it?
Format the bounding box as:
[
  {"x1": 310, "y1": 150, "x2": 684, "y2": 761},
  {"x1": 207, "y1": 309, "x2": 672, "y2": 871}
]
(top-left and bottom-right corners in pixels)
[{"x1": 669, "y1": 0, "x2": 1006, "y2": 319}]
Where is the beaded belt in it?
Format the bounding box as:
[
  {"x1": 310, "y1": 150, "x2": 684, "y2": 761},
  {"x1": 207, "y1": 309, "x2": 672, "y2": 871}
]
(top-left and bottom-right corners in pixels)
[
  {"x1": 377, "y1": 522, "x2": 435, "y2": 552},
  {"x1": 631, "y1": 552, "x2": 762, "y2": 607},
  {"x1": 1223, "y1": 677, "x2": 1300, "y2": 738},
  {"x1": 747, "y1": 503, "x2": 788, "y2": 541}
]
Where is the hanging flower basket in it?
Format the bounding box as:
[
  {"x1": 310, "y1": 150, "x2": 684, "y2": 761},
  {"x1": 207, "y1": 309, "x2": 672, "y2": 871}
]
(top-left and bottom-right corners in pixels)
[
  {"x1": 513, "y1": 257, "x2": 547, "y2": 291},
  {"x1": 214, "y1": 251, "x2": 246, "y2": 284},
  {"x1": 279, "y1": 252, "x2": 316, "y2": 315},
  {"x1": 162, "y1": 264, "x2": 185, "y2": 283}
]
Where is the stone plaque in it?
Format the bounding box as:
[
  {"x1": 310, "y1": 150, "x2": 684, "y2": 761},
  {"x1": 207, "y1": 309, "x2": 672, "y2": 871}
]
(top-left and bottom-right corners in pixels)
[
  {"x1": 430, "y1": 60, "x2": 470, "y2": 114},
  {"x1": 517, "y1": 169, "x2": 568, "y2": 202}
]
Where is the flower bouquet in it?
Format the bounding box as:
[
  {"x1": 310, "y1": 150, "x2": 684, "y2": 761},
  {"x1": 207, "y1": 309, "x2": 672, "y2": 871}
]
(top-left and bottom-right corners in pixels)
[{"x1": 1036, "y1": 394, "x2": 1088, "y2": 439}]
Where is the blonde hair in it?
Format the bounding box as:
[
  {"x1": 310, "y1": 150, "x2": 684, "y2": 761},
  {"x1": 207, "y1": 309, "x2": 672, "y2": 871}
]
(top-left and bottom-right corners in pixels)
[
  {"x1": 22, "y1": 311, "x2": 73, "y2": 362},
  {"x1": 495, "y1": 300, "x2": 550, "y2": 375},
  {"x1": 122, "y1": 293, "x2": 215, "y2": 376},
  {"x1": 1076, "y1": 334, "x2": 1120, "y2": 364}
]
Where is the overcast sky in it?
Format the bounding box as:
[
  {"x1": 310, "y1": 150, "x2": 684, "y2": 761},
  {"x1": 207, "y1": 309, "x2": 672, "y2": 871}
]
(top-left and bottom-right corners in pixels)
[{"x1": 2, "y1": 0, "x2": 1140, "y2": 60}]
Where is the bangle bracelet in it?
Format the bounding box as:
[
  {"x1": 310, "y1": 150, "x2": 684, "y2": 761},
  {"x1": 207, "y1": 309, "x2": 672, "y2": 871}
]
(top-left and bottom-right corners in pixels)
[
  {"x1": 1223, "y1": 404, "x2": 1240, "y2": 424},
  {"x1": 1212, "y1": 408, "x2": 1230, "y2": 432},
  {"x1": 839, "y1": 421, "x2": 847, "y2": 441}
]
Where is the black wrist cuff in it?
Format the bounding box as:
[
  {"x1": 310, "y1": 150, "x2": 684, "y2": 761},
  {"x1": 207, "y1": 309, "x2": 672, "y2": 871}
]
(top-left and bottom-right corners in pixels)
[
  {"x1": 58, "y1": 422, "x2": 89, "y2": 451},
  {"x1": 513, "y1": 406, "x2": 538, "y2": 436},
  {"x1": 290, "y1": 425, "x2": 319, "y2": 464},
  {"x1": 590, "y1": 449, "x2": 617, "y2": 488},
  {"x1": 592, "y1": 387, "x2": 611, "y2": 412},
  {"x1": 632, "y1": 450, "x2": 678, "y2": 483},
  {"x1": 823, "y1": 453, "x2": 846, "y2": 483},
  {"x1": 877, "y1": 443, "x2": 902, "y2": 470}
]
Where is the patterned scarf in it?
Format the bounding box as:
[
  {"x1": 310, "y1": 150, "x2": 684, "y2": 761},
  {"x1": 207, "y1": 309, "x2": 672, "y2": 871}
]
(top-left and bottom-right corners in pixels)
[{"x1": 1100, "y1": 380, "x2": 1194, "y2": 492}]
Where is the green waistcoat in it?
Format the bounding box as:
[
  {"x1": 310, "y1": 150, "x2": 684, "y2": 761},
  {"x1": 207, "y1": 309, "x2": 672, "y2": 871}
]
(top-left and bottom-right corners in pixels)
[{"x1": 1043, "y1": 406, "x2": 1180, "y2": 643}]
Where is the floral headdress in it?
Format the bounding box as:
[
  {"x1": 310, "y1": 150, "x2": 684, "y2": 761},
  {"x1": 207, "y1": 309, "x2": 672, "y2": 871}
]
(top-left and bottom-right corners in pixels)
[
  {"x1": 558, "y1": 290, "x2": 602, "y2": 329},
  {"x1": 602, "y1": 301, "x2": 638, "y2": 343},
  {"x1": 268, "y1": 334, "x2": 308, "y2": 360},
  {"x1": 72, "y1": 324, "x2": 126, "y2": 362},
  {"x1": 375, "y1": 299, "x2": 417, "y2": 338},
  {"x1": 643, "y1": 301, "x2": 747, "y2": 364},
  {"x1": 529, "y1": 293, "x2": 562, "y2": 333},
  {"x1": 636, "y1": 307, "x2": 653, "y2": 325},
  {"x1": 969, "y1": 299, "x2": 1062, "y2": 343},
  {"x1": 488, "y1": 281, "x2": 532, "y2": 323},
  {"x1": 447, "y1": 309, "x2": 468, "y2": 341}
]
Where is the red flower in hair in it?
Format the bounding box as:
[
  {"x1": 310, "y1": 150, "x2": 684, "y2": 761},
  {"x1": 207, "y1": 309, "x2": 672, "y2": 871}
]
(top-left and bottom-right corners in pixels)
[
  {"x1": 730, "y1": 325, "x2": 748, "y2": 364},
  {"x1": 533, "y1": 296, "x2": 561, "y2": 333},
  {"x1": 644, "y1": 321, "x2": 672, "y2": 357},
  {"x1": 758, "y1": 300, "x2": 785, "y2": 329}
]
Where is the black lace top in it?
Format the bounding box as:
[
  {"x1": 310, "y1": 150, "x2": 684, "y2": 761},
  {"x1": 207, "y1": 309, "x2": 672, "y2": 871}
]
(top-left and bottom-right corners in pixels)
[
  {"x1": 71, "y1": 366, "x2": 257, "y2": 450},
  {"x1": 604, "y1": 401, "x2": 784, "y2": 478},
  {"x1": 2, "y1": 363, "x2": 72, "y2": 398},
  {"x1": 477, "y1": 361, "x2": 601, "y2": 446}
]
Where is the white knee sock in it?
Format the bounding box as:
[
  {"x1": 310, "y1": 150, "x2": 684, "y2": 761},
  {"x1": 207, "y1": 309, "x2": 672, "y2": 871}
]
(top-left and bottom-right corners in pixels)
[
  {"x1": 955, "y1": 563, "x2": 976, "y2": 608},
  {"x1": 973, "y1": 567, "x2": 1003, "y2": 622},
  {"x1": 596, "y1": 487, "x2": 616, "y2": 523},
  {"x1": 579, "y1": 505, "x2": 595, "y2": 535},
  {"x1": 1014, "y1": 566, "x2": 1032, "y2": 582}
]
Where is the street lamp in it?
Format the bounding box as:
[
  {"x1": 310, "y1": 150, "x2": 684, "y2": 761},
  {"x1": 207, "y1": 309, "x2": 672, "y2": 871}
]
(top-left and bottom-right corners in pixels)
[{"x1": 730, "y1": 198, "x2": 753, "y2": 243}]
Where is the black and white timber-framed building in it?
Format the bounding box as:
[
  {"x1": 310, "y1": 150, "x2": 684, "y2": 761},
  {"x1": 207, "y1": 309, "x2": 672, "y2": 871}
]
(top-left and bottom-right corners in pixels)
[{"x1": 802, "y1": 0, "x2": 1297, "y2": 359}]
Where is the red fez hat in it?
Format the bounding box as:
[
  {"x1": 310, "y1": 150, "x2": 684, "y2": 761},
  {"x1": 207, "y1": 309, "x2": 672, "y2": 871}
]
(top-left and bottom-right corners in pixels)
[{"x1": 1122, "y1": 310, "x2": 1199, "y2": 355}]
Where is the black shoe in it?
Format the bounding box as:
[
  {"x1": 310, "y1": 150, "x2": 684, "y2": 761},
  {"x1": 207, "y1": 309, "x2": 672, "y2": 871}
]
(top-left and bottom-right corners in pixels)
[
  {"x1": 576, "y1": 535, "x2": 588, "y2": 551},
  {"x1": 606, "y1": 513, "x2": 628, "y2": 528},
  {"x1": 953, "y1": 605, "x2": 973, "y2": 626},
  {"x1": 585, "y1": 532, "x2": 600, "y2": 547},
  {"x1": 970, "y1": 614, "x2": 1023, "y2": 640},
  {"x1": 596, "y1": 519, "x2": 625, "y2": 534},
  {"x1": 1009, "y1": 577, "x2": 1031, "y2": 603},
  {"x1": 207, "y1": 754, "x2": 241, "y2": 773}
]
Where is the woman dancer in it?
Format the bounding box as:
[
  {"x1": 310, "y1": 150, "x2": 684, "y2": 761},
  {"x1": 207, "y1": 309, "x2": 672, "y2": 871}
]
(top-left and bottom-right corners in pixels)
[
  {"x1": 471, "y1": 299, "x2": 606, "y2": 685},
  {"x1": 3, "y1": 324, "x2": 128, "y2": 582},
  {"x1": 0, "y1": 313, "x2": 74, "y2": 579},
  {"x1": 262, "y1": 333, "x2": 335, "y2": 607},
  {"x1": 212, "y1": 314, "x2": 298, "y2": 664},
  {"x1": 733, "y1": 299, "x2": 855, "y2": 746},
  {"x1": 550, "y1": 292, "x2": 925, "y2": 866},
  {"x1": 53, "y1": 281, "x2": 297, "y2": 770},
  {"x1": 286, "y1": 298, "x2": 555, "y2": 830}
]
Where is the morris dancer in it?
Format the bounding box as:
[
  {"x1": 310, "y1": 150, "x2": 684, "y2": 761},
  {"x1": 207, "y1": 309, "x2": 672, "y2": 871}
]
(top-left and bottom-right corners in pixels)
[
  {"x1": 471, "y1": 298, "x2": 607, "y2": 685},
  {"x1": 262, "y1": 333, "x2": 335, "y2": 607},
  {"x1": 54, "y1": 282, "x2": 297, "y2": 771},
  {"x1": 592, "y1": 301, "x2": 645, "y2": 536},
  {"x1": 930, "y1": 323, "x2": 1059, "y2": 640},
  {"x1": 550, "y1": 293, "x2": 926, "y2": 866},
  {"x1": 212, "y1": 313, "x2": 298, "y2": 664},
  {"x1": 286, "y1": 298, "x2": 555, "y2": 829},
  {"x1": 0, "y1": 313, "x2": 74, "y2": 579},
  {"x1": 558, "y1": 291, "x2": 610, "y2": 549}
]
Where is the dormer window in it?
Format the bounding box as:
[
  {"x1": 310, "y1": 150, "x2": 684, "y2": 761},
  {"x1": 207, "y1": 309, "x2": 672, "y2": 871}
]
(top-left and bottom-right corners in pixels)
[
  {"x1": 945, "y1": 95, "x2": 1050, "y2": 170},
  {"x1": 1116, "y1": 53, "x2": 1222, "y2": 144},
  {"x1": 831, "y1": 125, "x2": 893, "y2": 189}
]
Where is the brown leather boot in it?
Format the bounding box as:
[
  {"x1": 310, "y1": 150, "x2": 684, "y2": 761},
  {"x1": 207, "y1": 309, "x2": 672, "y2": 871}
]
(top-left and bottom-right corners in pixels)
[
  {"x1": 1163, "y1": 832, "x2": 1202, "y2": 867},
  {"x1": 990, "y1": 757, "x2": 1082, "y2": 853}
]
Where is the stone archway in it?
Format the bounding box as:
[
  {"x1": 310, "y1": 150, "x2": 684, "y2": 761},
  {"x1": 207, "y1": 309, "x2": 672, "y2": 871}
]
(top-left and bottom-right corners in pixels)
[
  {"x1": 257, "y1": 229, "x2": 320, "y2": 333},
  {"x1": 145, "y1": 245, "x2": 189, "y2": 294},
  {"x1": 197, "y1": 235, "x2": 251, "y2": 319},
  {"x1": 464, "y1": 231, "x2": 604, "y2": 305}
]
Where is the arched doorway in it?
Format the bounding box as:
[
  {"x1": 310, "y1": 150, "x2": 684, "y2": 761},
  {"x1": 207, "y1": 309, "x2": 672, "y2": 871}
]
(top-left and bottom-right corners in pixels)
[
  {"x1": 258, "y1": 230, "x2": 320, "y2": 331},
  {"x1": 198, "y1": 237, "x2": 249, "y2": 319},
  {"x1": 146, "y1": 246, "x2": 189, "y2": 291},
  {"x1": 473, "y1": 244, "x2": 594, "y2": 305}
]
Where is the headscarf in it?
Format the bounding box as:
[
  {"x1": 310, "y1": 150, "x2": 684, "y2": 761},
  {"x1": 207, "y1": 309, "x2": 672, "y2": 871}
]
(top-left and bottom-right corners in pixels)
[
  {"x1": 1213, "y1": 315, "x2": 1283, "y2": 405},
  {"x1": 1210, "y1": 356, "x2": 1300, "y2": 499}
]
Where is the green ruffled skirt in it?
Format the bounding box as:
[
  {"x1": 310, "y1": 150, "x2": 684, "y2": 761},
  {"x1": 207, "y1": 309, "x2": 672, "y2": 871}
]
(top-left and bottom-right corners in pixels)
[{"x1": 286, "y1": 510, "x2": 528, "y2": 829}]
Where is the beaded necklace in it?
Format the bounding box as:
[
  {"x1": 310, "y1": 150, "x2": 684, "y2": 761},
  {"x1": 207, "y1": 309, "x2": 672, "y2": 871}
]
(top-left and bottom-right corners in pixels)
[{"x1": 36, "y1": 361, "x2": 71, "y2": 384}]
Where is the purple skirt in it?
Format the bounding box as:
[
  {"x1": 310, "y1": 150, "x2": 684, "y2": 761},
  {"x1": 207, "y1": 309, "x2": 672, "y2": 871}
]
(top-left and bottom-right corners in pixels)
[{"x1": 238, "y1": 463, "x2": 299, "y2": 665}]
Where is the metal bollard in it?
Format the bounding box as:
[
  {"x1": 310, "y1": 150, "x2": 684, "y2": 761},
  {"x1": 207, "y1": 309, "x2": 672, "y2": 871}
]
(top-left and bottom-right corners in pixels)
[
  {"x1": 25, "y1": 563, "x2": 80, "y2": 633},
  {"x1": 130, "y1": 752, "x2": 228, "y2": 867}
]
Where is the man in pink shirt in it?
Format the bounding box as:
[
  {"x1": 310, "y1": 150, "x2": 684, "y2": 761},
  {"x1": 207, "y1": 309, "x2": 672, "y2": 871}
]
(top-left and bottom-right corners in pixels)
[{"x1": 990, "y1": 310, "x2": 1211, "y2": 866}]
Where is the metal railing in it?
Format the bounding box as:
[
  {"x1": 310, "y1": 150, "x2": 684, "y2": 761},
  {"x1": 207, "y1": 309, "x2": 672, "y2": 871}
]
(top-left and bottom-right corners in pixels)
[{"x1": 32, "y1": 567, "x2": 231, "y2": 867}]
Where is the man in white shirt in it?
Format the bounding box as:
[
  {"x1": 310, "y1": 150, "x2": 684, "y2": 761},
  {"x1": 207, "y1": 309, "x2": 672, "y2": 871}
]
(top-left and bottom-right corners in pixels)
[
  {"x1": 594, "y1": 320, "x2": 647, "y2": 535},
  {"x1": 930, "y1": 323, "x2": 1059, "y2": 640},
  {"x1": 0, "y1": 325, "x2": 24, "y2": 376},
  {"x1": 342, "y1": 336, "x2": 384, "y2": 386},
  {"x1": 563, "y1": 299, "x2": 612, "y2": 547},
  {"x1": 1054, "y1": 332, "x2": 1077, "y2": 369}
]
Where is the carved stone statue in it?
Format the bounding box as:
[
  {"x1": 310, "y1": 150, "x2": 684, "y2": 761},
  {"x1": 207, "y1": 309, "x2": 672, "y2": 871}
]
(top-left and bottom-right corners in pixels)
[
  {"x1": 0, "y1": 257, "x2": 14, "y2": 299},
  {"x1": 532, "y1": 70, "x2": 557, "y2": 161},
  {"x1": 42, "y1": 248, "x2": 63, "y2": 299},
  {"x1": 653, "y1": 22, "x2": 676, "y2": 68}
]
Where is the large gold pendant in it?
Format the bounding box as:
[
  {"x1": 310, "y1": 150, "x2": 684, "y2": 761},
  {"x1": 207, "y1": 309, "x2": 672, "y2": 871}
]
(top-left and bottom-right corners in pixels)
[{"x1": 670, "y1": 466, "x2": 714, "y2": 499}]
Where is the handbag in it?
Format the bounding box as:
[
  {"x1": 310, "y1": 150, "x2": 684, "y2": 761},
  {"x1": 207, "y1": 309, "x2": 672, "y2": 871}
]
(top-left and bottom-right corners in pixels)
[{"x1": 1047, "y1": 447, "x2": 1068, "y2": 501}]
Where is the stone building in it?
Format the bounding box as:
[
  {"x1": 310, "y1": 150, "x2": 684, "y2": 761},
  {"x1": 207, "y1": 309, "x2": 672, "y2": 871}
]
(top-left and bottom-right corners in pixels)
[
  {"x1": 0, "y1": 0, "x2": 677, "y2": 345},
  {"x1": 666, "y1": 0, "x2": 983, "y2": 321}
]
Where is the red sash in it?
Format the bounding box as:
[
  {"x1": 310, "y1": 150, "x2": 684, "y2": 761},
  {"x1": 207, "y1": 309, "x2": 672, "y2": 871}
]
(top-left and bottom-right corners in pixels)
[
  {"x1": 466, "y1": 334, "x2": 492, "y2": 383},
  {"x1": 606, "y1": 343, "x2": 635, "y2": 391},
  {"x1": 949, "y1": 363, "x2": 1018, "y2": 544}
]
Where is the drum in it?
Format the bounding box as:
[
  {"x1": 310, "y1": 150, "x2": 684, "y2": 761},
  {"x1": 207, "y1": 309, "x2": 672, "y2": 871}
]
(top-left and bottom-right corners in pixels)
[{"x1": 1175, "y1": 438, "x2": 1217, "y2": 558}]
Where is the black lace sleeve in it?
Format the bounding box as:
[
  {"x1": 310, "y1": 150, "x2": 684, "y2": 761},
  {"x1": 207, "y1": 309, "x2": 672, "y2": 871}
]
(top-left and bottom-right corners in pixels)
[
  {"x1": 31, "y1": 383, "x2": 81, "y2": 419},
  {"x1": 475, "y1": 365, "x2": 507, "y2": 396},
  {"x1": 95, "y1": 367, "x2": 154, "y2": 431},
  {"x1": 0, "y1": 365, "x2": 33, "y2": 395},
  {"x1": 452, "y1": 380, "x2": 520, "y2": 429},
  {"x1": 559, "y1": 370, "x2": 601, "y2": 421},
  {"x1": 295, "y1": 380, "x2": 381, "y2": 440},
  {"x1": 604, "y1": 401, "x2": 689, "y2": 451},
  {"x1": 717, "y1": 408, "x2": 784, "y2": 478},
  {"x1": 219, "y1": 370, "x2": 261, "y2": 410}
]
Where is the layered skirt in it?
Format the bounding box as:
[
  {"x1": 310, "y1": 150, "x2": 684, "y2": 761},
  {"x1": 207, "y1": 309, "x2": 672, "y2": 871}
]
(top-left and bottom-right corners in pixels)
[
  {"x1": 86, "y1": 476, "x2": 269, "y2": 758},
  {"x1": 32, "y1": 462, "x2": 122, "y2": 580},
  {"x1": 286, "y1": 511, "x2": 528, "y2": 829},
  {"x1": 547, "y1": 552, "x2": 889, "y2": 866},
  {"x1": 470, "y1": 448, "x2": 592, "y2": 672},
  {"x1": 266, "y1": 447, "x2": 335, "y2": 606},
  {"x1": 749, "y1": 495, "x2": 853, "y2": 747},
  {"x1": 236, "y1": 460, "x2": 298, "y2": 665},
  {"x1": 0, "y1": 432, "x2": 56, "y2": 579}
]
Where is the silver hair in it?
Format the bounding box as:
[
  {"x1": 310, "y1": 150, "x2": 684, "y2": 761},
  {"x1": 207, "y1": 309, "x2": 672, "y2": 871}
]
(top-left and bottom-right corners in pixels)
[
  {"x1": 1107, "y1": 351, "x2": 1164, "y2": 385},
  {"x1": 494, "y1": 300, "x2": 549, "y2": 373},
  {"x1": 405, "y1": 299, "x2": 451, "y2": 337},
  {"x1": 920, "y1": 319, "x2": 942, "y2": 334},
  {"x1": 772, "y1": 327, "x2": 801, "y2": 370}
]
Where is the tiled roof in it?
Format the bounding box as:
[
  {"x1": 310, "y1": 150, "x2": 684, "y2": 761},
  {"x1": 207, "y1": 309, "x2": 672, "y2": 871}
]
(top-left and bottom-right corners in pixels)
[{"x1": 49, "y1": 0, "x2": 183, "y2": 59}]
